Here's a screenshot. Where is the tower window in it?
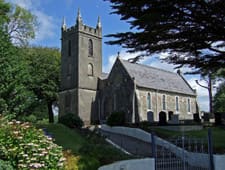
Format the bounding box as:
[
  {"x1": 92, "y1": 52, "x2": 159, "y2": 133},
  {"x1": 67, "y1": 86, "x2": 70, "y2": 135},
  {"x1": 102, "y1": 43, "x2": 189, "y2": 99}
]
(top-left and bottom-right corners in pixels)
[
  {"x1": 88, "y1": 39, "x2": 93, "y2": 57},
  {"x1": 88, "y1": 63, "x2": 93, "y2": 76},
  {"x1": 147, "y1": 93, "x2": 151, "y2": 110},
  {"x1": 162, "y1": 95, "x2": 166, "y2": 110},
  {"x1": 175, "y1": 96, "x2": 179, "y2": 111},
  {"x1": 68, "y1": 40, "x2": 71, "y2": 56},
  {"x1": 187, "y1": 98, "x2": 191, "y2": 112}
]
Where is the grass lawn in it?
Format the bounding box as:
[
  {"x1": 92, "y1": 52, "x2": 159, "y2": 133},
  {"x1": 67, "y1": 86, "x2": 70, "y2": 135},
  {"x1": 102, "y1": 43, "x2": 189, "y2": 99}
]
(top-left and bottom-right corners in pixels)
[
  {"x1": 37, "y1": 123, "x2": 132, "y2": 170},
  {"x1": 147, "y1": 126, "x2": 225, "y2": 154}
]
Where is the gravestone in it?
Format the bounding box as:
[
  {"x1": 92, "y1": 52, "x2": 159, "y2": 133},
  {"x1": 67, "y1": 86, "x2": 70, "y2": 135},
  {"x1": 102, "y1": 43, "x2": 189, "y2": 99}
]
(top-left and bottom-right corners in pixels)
[
  {"x1": 168, "y1": 111, "x2": 173, "y2": 120},
  {"x1": 147, "y1": 111, "x2": 154, "y2": 123},
  {"x1": 171, "y1": 115, "x2": 179, "y2": 124}
]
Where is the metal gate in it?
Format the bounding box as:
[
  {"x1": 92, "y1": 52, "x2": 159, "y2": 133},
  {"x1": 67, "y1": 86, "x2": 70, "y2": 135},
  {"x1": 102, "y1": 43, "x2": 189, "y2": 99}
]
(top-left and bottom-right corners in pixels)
[
  {"x1": 100, "y1": 125, "x2": 214, "y2": 170},
  {"x1": 155, "y1": 135, "x2": 211, "y2": 170}
]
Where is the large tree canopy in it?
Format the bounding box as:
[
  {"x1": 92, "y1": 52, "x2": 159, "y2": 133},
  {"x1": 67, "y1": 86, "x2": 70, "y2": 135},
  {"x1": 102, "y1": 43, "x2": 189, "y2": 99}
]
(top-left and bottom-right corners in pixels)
[
  {"x1": 0, "y1": 0, "x2": 59, "y2": 122},
  {"x1": 0, "y1": 0, "x2": 35, "y2": 117},
  {"x1": 0, "y1": 30, "x2": 35, "y2": 117},
  {"x1": 21, "y1": 47, "x2": 61, "y2": 123},
  {"x1": 105, "y1": 0, "x2": 225, "y2": 73}
]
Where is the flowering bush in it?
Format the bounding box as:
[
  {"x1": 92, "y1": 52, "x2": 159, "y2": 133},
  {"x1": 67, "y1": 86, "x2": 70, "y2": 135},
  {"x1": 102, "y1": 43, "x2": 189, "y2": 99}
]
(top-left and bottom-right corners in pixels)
[{"x1": 0, "y1": 115, "x2": 65, "y2": 169}]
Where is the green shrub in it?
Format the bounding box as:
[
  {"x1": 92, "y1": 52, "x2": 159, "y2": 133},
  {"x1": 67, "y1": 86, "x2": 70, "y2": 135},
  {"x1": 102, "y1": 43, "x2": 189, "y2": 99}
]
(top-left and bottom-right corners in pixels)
[
  {"x1": 59, "y1": 113, "x2": 84, "y2": 128},
  {"x1": 0, "y1": 159, "x2": 14, "y2": 170},
  {"x1": 0, "y1": 115, "x2": 65, "y2": 170},
  {"x1": 78, "y1": 156, "x2": 100, "y2": 170},
  {"x1": 106, "y1": 111, "x2": 125, "y2": 126},
  {"x1": 18, "y1": 114, "x2": 37, "y2": 123},
  {"x1": 36, "y1": 118, "x2": 49, "y2": 125},
  {"x1": 138, "y1": 121, "x2": 151, "y2": 130}
]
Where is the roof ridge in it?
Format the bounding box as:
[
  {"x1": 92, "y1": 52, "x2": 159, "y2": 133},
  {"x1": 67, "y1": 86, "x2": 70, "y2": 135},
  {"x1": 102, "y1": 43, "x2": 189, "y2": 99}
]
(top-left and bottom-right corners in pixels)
[{"x1": 120, "y1": 59, "x2": 177, "y2": 75}]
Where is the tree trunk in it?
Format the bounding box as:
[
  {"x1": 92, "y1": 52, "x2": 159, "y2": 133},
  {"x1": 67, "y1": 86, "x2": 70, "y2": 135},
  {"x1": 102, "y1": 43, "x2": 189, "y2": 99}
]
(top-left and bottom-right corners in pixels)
[
  {"x1": 208, "y1": 75, "x2": 213, "y2": 115},
  {"x1": 47, "y1": 101, "x2": 54, "y2": 123}
]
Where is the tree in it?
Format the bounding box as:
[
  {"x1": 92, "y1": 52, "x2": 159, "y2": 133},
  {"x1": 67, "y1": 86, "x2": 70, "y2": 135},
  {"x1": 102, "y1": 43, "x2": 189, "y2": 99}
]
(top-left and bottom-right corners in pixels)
[
  {"x1": 0, "y1": 0, "x2": 37, "y2": 46},
  {"x1": 0, "y1": 0, "x2": 37, "y2": 118},
  {"x1": 0, "y1": 0, "x2": 10, "y2": 27},
  {"x1": 7, "y1": 3, "x2": 37, "y2": 46},
  {"x1": 21, "y1": 47, "x2": 61, "y2": 123},
  {"x1": 0, "y1": 30, "x2": 36, "y2": 118},
  {"x1": 105, "y1": 0, "x2": 225, "y2": 73},
  {"x1": 195, "y1": 74, "x2": 215, "y2": 113},
  {"x1": 214, "y1": 82, "x2": 225, "y2": 112}
]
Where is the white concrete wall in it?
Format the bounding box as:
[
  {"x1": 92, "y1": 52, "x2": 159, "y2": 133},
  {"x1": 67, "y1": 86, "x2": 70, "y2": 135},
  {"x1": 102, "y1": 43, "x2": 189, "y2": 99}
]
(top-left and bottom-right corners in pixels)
[
  {"x1": 98, "y1": 158, "x2": 155, "y2": 170},
  {"x1": 214, "y1": 155, "x2": 225, "y2": 170},
  {"x1": 100, "y1": 125, "x2": 225, "y2": 169},
  {"x1": 101, "y1": 124, "x2": 152, "y2": 143}
]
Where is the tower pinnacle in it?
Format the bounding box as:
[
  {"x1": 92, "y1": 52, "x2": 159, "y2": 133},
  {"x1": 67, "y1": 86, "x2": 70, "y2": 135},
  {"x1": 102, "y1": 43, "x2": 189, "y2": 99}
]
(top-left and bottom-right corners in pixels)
[
  {"x1": 62, "y1": 17, "x2": 66, "y2": 30},
  {"x1": 76, "y1": 8, "x2": 82, "y2": 24},
  {"x1": 97, "y1": 16, "x2": 101, "y2": 28}
]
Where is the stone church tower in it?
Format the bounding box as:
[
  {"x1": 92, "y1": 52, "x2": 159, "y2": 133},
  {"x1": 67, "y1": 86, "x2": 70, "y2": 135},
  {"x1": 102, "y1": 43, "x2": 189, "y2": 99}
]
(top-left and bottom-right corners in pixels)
[{"x1": 59, "y1": 10, "x2": 102, "y2": 124}]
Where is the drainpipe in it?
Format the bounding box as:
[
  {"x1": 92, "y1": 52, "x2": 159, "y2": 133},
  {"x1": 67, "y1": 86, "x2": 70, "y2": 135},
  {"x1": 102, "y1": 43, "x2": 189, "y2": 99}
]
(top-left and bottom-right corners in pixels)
[
  {"x1": 132, "y1": 77, "x2": 136, "y2": 123},
  {"x1": 98, "y1": 98, "x2": 101, "y2": 123}
]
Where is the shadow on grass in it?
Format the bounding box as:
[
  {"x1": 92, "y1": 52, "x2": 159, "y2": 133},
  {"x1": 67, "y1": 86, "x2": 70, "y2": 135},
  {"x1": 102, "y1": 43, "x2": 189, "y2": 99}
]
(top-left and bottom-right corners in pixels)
[{"x1": 36, "y1": 123, "x2": 133, "y2": 170}]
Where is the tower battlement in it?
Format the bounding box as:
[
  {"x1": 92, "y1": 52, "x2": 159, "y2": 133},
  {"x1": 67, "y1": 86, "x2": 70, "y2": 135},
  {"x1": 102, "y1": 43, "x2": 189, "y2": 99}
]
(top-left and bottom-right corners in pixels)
[
  {"x1": 61, "y1": 9, "x2": 102, "y2": 37},
  {"x1": 62, "y1": 24, "x2": 102, "y2": 37}
]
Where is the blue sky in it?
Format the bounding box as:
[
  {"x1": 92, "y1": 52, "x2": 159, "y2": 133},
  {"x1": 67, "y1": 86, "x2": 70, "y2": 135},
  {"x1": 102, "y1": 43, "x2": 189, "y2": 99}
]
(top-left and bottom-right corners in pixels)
[{"x1": 8, "y1": 0, "x2": 212, "y2": 112}]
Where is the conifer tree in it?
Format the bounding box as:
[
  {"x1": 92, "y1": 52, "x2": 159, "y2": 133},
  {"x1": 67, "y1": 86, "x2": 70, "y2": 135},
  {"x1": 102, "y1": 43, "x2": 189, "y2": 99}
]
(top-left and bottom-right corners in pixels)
[{"x1": 105, "y1": 0, "x2": 225, "y2": 73}]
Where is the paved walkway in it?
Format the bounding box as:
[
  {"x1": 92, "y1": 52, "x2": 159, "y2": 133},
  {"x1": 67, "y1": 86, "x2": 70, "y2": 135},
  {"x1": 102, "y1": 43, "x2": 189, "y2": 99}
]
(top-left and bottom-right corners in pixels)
[{"x1": 100, "y1": 128, "x2": 153, "y2": 157}]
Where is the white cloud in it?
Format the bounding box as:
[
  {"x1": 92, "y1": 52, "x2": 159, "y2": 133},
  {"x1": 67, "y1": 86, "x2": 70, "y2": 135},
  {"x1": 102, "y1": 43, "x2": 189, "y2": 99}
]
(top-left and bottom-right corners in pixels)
[
  {"x1": 32, "y1": 11, "x2": 56, "y2": 42},
  {"x1": 7, "y1": 0, "x2": 38, "y2": 9}
]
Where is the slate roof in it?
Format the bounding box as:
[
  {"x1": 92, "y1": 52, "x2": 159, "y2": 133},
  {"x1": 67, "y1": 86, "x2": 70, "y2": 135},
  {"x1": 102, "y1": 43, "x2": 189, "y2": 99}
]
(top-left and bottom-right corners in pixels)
[{"x1": 120, "y1": 59, "x2": 196, "y2": 96}]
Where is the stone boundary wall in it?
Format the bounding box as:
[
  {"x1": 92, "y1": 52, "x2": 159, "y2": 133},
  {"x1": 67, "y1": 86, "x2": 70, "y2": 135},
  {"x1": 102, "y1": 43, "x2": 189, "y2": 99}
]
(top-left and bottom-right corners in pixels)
[
  {"x1": 98, "y1": 158, "x2": 155, "y2": 170},
  {"x1": 100, "y1": 125, "x2": 225, "y2": 169},
  {"x1": 156, "y1": 125, "x2": 203, "y2": 131}
]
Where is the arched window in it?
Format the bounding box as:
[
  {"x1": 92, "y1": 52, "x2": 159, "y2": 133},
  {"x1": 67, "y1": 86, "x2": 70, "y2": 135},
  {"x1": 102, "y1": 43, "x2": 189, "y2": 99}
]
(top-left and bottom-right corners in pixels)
[
  {"x1": 147, "y1": 93, "x2": 151, "y2": 110},
  {"x1": 175, "y1": 96, "x2": 179, "y2": 111},
  {"x1": 88, "y1": 39, "x2": 93, "y2": 57},
  {"x1": 88, "y1": 63, "x2": 93, "y2": 76},
  {"x1": 162, "y1": 95, "x2": 166, "y2": 110},
  {"x1": 187, "y1": 98, "x2": 191, "y2": 112}
]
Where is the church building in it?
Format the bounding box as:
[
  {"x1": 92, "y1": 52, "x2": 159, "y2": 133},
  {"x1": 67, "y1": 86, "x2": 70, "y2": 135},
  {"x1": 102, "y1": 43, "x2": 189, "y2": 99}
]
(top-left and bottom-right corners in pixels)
[{"x1": 59, "y1": 11, "x2": 198, "y2": 124}]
